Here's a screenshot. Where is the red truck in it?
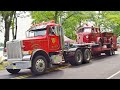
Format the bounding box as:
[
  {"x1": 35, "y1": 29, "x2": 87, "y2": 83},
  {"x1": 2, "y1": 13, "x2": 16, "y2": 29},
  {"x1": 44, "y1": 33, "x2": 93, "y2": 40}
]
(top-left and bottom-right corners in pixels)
[{"x1": 4, "y1": 20, "x2": 117, "y2": 75}]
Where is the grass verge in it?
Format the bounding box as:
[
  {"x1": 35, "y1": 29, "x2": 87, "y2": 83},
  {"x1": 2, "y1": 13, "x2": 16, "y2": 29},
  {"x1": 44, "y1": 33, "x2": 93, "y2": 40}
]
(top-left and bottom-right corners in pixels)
[{"x1": 0, "y1": 61, "x2": 9, "y2": 70}]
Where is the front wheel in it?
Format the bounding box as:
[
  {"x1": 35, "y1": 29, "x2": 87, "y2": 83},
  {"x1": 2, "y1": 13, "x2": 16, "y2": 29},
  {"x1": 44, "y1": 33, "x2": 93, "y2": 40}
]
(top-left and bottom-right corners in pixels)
[
  {"x1": 6, "y1": 69, "x2": 20, "y2": 74},
  {"x1": 31, "y1": 55, "x2": 47, "y2": 75}
]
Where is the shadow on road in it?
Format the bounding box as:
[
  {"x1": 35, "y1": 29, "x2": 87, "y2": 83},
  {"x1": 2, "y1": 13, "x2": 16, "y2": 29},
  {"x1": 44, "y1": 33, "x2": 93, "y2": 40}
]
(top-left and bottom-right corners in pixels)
[
  {"x1": 29, "y1": 70, "x2": 64, "y2": 79},
  {"x1": 68, "y1": 54, "x2": 119, "y2": 69},
  {"x1": 8, "y1": 64, "x2": 68, "y2": 79},
  {"x1": 92, "y1": 54, "x2": 119, "y2": 61}
]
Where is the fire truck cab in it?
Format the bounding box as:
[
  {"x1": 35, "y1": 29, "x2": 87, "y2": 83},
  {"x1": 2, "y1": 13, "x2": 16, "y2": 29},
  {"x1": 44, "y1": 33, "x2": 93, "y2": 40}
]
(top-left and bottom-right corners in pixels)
[{"x1": 77, "y1": 26, "x2": 101, "y2": 44}]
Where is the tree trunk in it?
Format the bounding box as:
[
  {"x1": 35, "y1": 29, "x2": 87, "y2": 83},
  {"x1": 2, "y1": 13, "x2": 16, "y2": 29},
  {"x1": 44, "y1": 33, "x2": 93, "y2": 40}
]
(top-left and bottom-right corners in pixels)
[
  {"x1": 12, "y1": 11, "x2": 17, "y2": 40},
  {"x1": 4, "y1": 20, "x2": 10, "y2": 48},
  {"x1": 54, "y1": 11, "x2": 58, "y2": 23},
  {"x1": 4, "y1": 12, "x2": 14, "y2": 48}
]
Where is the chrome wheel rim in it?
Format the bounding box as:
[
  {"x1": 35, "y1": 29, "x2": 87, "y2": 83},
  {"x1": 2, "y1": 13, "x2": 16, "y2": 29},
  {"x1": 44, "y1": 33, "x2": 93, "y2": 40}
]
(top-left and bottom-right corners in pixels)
[
  {"x1": 77, "y1": 52, "x2": 82, "y2": 62},
  {"x1": 35, "y1": 59, "x2": 45, "y2": 72},
  {"x1": 86, "y1": 51, "x2": 90, "y2": 61}
]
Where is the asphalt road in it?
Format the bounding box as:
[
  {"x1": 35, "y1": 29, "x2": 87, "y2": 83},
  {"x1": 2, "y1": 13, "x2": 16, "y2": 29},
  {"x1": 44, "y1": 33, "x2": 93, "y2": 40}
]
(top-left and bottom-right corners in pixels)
[{"x1": 1, "y1": 49, "x2": 120, "y2": 79}]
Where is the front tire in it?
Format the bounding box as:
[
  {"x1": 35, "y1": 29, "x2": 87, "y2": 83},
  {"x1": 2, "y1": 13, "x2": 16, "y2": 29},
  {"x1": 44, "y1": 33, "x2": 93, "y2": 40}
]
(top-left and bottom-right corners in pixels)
[
  {"x1": 6, "y1": 69, "x2": 20, "y2": 74},
  {"x1": 69, "y1": 49, "x2": 83, "y2": 66},
  {"x1": 31, "y1": 55, "x2": 47, "y2": 75}
]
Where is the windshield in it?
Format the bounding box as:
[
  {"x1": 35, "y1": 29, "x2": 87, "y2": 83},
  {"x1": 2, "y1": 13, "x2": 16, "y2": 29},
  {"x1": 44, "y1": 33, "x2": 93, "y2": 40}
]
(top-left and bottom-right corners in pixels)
[
  {"x1": 26, "y1": 29, "x2": 46, "y2": 37},
  {"x1": 84, "y1": 28, "x2": 91, "y2": 32},
  {"x1": 77, "y1": 28, "x2": 91, "y2": 33},
  {"x1": 31, "y1": 29, "x2": 46, "y2": 36},
  {"x1": 26, "y1": 25, "x2": 47, "y2": 37}
]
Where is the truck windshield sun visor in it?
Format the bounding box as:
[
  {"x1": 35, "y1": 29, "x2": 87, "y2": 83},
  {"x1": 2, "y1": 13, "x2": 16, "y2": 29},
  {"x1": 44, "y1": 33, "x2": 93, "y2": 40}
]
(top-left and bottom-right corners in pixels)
[{"x1": 29, "y1": 25, "x2": 47, "y2": 31}]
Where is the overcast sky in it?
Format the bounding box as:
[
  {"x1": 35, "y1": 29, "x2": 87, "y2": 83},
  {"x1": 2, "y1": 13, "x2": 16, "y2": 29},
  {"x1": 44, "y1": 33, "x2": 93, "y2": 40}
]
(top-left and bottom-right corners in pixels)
[{"x1": 0, "y1": 11, "x2": 33, "y2": 43}]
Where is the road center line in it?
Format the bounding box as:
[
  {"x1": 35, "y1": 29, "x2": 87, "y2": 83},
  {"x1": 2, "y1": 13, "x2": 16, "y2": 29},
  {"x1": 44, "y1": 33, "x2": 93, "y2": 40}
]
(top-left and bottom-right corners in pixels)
[
  {"x1": 106, "y1": 70, "x2": 120, "y2": 79},
  {"x1": 10, "y1": 74, "x2": 32, "y2": 79}
]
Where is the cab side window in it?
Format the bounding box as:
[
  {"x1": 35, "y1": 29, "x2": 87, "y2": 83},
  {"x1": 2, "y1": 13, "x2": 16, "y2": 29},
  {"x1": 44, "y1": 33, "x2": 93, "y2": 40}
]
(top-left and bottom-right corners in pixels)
[
  {"x1": 49, "y1": 26, "x2": 60, "y2": 36},
  {"x1": 49, "y1": 26, "x2": 55, "y2": 35}
]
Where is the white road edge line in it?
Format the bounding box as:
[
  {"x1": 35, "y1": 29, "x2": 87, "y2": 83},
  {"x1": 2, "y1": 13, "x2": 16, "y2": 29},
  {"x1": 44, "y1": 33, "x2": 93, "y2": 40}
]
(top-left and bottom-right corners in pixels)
[{"x1": 106, "y1": 70, "x2": 120, "y2": 79}]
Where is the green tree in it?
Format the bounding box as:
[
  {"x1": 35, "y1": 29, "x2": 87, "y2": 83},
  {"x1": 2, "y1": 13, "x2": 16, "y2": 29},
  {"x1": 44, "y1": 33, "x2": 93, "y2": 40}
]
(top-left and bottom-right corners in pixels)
[
  {"x1": 101, "y1": 11, "x2": 120, "y2": 36},
  {"x1": 62, "y1": 11, "x2": 97, "y2": 39},
  {"x1": 30, "y1": 11, "x2": 120, "y2": 39},
  {"x1": 31, "y1": 11, "x2": 64, "y2": 24},
  {"x1": 0, "y1": 11, "x2": 15, "y2": 48},
  {"x1": 30, "y1": 11, "x2": 95, "y2": 39}
]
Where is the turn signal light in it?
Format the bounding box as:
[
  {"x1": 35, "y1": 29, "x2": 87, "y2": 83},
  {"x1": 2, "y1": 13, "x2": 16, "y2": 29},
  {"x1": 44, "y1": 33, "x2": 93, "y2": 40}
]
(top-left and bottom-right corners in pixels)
[{"x1": 28, "y1": 50, "x2": 33, "y2": 55}]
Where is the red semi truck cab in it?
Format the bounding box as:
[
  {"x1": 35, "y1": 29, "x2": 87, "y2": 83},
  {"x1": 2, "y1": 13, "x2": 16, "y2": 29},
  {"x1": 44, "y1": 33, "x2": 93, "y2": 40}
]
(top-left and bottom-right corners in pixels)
[
  {"x1": 23, "y1": 21, "x2": 62, "y2": 54},
  {"x1": 5, "y1": 20, "x2": 66, "y2": 75}
]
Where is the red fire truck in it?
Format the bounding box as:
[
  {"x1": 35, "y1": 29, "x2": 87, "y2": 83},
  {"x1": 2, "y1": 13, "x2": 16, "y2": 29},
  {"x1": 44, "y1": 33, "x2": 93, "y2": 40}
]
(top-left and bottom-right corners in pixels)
[
  {"x1": 76, "y1": 25, "x2": 117, "y2": 56},
  {"x1": 4, "y1": 20, "x2": 117, "y2": 75}
]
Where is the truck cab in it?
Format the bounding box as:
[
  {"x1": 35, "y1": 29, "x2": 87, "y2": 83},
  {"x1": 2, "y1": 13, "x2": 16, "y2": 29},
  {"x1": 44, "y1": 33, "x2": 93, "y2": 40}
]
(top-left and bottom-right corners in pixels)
[
  {"x1": 24, "y1": 21, "x2": 62, "y2": 53},
  {"x1": 76, "y1": 26, "x2": 101, "y2": 44},
  {"x1": 5, "y1": 20, "x2": 65, "y2": 75}
]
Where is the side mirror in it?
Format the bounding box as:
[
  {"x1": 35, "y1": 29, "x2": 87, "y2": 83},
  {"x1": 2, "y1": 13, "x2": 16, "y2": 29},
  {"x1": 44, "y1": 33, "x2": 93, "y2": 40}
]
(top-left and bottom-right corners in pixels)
[{"x1": 51, "y1": 31, "x2": 55, "y2": 35}]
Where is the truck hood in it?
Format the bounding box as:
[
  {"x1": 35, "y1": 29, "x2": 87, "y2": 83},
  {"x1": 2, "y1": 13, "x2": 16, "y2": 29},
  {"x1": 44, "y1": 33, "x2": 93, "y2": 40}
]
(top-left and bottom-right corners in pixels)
[{"x1": 21, "y1": 36, "x2": 47, "y2": 51}]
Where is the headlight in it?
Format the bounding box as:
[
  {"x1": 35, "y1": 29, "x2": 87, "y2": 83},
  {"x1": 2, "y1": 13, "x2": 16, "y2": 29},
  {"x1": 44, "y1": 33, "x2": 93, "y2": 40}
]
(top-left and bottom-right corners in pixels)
[
  {"x1": 22, "y1": 51, "x2": 29, "y2": 55},
  {"x1": 86, "y1": 35, "x2": 89, "y2": 39}
]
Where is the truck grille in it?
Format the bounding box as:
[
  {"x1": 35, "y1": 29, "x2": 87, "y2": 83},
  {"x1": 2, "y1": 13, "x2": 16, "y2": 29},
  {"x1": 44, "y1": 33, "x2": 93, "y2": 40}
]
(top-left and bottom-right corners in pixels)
[{"x1": 6, "y1": 40, "x2": 22, "y2": 60}]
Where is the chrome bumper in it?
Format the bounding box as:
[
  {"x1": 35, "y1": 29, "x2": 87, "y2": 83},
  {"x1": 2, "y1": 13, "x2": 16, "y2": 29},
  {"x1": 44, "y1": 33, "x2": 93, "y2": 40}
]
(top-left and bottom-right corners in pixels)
[{"x1": 5, "y1": 55, "x2": 31, "y2": 69}]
